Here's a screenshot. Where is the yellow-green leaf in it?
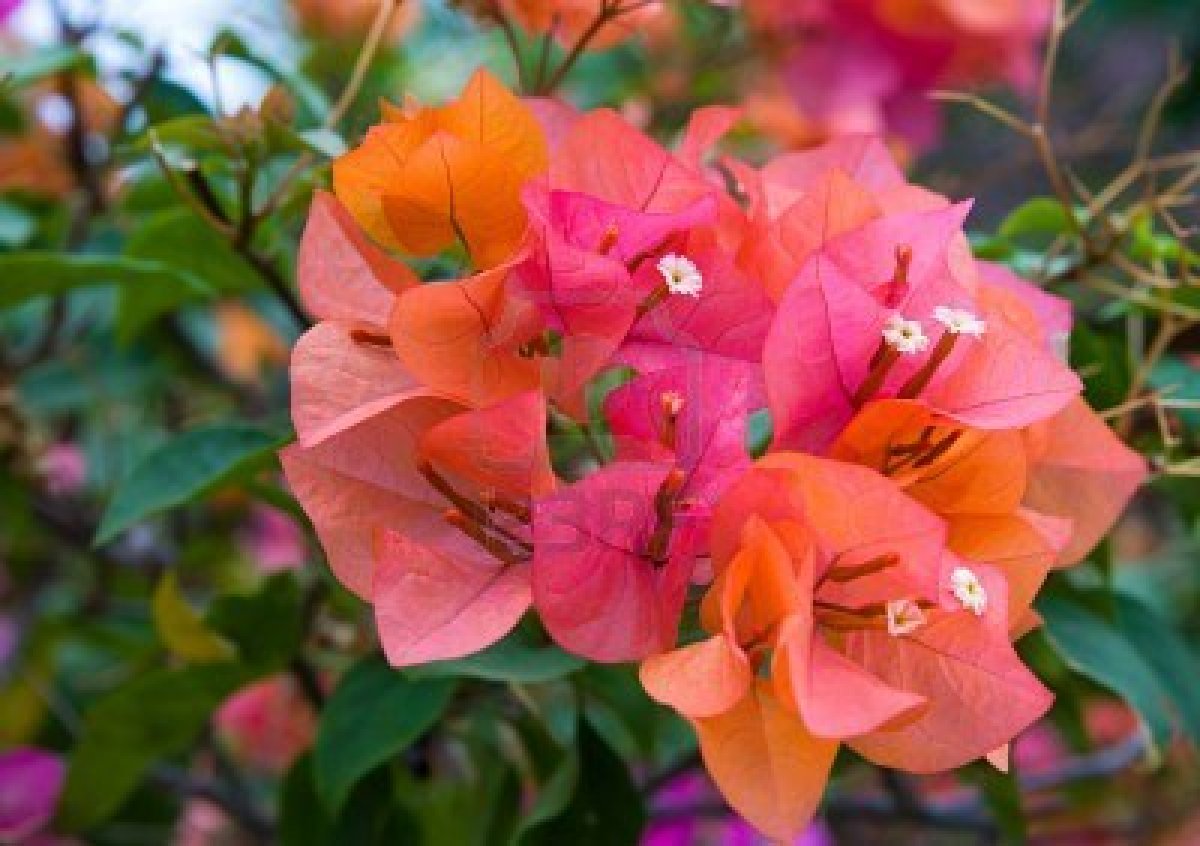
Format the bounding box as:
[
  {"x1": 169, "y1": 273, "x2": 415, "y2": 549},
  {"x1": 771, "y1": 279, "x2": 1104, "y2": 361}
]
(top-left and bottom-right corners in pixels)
[{"x1": 152, "y1": 573, "x2": 235, "y2": 663}]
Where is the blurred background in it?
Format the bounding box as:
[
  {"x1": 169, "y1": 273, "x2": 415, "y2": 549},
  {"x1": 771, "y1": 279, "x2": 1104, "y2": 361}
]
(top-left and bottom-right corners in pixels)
[{"x1": 2, "y1": 1, "x2": 1199, "y2": 844}]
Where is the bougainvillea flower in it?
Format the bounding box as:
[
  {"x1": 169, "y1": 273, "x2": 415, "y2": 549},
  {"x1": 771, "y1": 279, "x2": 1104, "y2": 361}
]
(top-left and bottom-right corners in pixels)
[
  {"x1": 764, "y1": 203, "x2": 1080, "y2": 451},
  {"x1": 1023, "y1": 398, "x2": 1148, "y2": 566},
  {"x1": 215, "y1": 676, "x2": 317, "y2": 773},
  {"x1": 514, "y1": 184, "x2": 716, "y2": 411},
  {"x1": 0, "y1": 748, "x2": 65, "y2": 842},
  {"x1": 333, "y1": 68, "x2": 547, "y2": 267},
  {"x1": 277, "y1": 68, "x2": 1154, "y2": 841},
  {"x1": 644, "y1": 456, "x2": 1050, "y2": 838},
  {"x1": 298, "y1": 191, "x2": 417, "y2": 327},
  {"x1": 281, "y1": 390, "x2": 464, "y2": 598},
  {"x1": 741, "y1": 0, "x2": 1053, "y2": 148},
  {"x1": 619, "y1": 233, "x2": 774, "y2": 382},
  {"x1": 371, "y1": 394, "x2": 553, "y2": 665},
  {"x1": 388, "y1": 263, "x2": 545, "y2": 408},
  {"x1": 373, "y1": 527, "x2": 532, "y2": 666},
  {"x1": 605, "y1": 360, "x2": 754, "y2": 516},
  {"x1": 831, "y1": 398, "x2": 1068, "y2": 622},
  {"x1": 978, "y1": 260, "x2": 1072, "y2": 358},
  {"x1": 495, "y1": 0, "x2": 663, "y2": 50},
  {"x1": 532, "y1": 461, "x2": 699, "y2": 661},
  {"x1": 548, "y1": 109, "x2": 713, "y2": 214}
]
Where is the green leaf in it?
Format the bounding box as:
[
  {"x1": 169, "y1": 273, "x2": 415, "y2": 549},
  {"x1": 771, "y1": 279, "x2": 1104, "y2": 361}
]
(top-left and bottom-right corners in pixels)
[
  {"x1": 207, "y1": 573, "x2": 304, "y2": 673},
  {"x1": 281, "y1": 756, "x2": 420, "y2": 846},
  {"x1": 57, "y1": 664, "x2": 249, "y2": 831},
  {"x1": 1149, "y1": 355, "x2": 1200, "y2": 432},
  {"x1": 125, "y1": 208, "x2": 258, "y2": 296},
  {"x1": 511, "y1": 750, "x2": 580, "y2": 845},
  {"x1": 520, "y1": 724, "x2": 644, "y2": 846},
  {"x1": 1070, "y1": 323, "x2": 1130, "y2": 411},
  {"x1": 0, "y1": 45, "x2": 92, "y2": 87},
  {"x1": 314, "y1": 656, "x2": 456, "y2": 813},
  {"x1": 141, "y1": 116, "x2": 228, "y2": 154},
  {"x1": 960, "y1": 762, "x2": 1026, "y2": 844},
  {"x1": 1039, "y1": 594, "x2": 1173, "y2": 752},
  {"x1": 999, "y1": 197, "x2": 1072, "y2": 242},
  {"x1": 152, "y1": 573, "x2": 235, "y2": 663},
  {"x1": 280, "y1": 755, "x2": 334, "y2": 846},
  {"x1": 0, "y1": 252, "x2": 212, "y2": 313},
  {"x1": 1114, "y1": 593, "x2": 1200, "y2": 745},
  {"x1": 96, "y1": 424, "x2": 286, "y2": 545},
  {"x1": 417, "y1": 630, "x2": 585, "y2": 684}
]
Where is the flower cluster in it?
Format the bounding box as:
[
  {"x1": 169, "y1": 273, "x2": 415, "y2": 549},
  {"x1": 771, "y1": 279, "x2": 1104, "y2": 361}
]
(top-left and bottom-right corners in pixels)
[
  {"x1": 284, "y1": 68, "x2": 1146, "y2": 838},
  {"x1": 740, "y1": 0, "x2": 1054, "y2": 148}
]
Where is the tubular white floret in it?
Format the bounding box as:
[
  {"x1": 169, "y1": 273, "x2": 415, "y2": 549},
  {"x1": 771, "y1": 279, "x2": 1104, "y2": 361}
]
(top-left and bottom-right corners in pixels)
[
  {"x1": 886, "y1": 598, "x2": 927, "y2": 637},
  {"x1": 657, "y1": 254, "x2": 703, "y2": 297},
  {"x1": 882, "y1": 313, "x2": 931, "y2": 355},
  {"x1": 932, "y1": 306, "x2": 987, "y2": 338},
  {"x1": 950, "y1": 566, "x2": 988, "y2": 616}
]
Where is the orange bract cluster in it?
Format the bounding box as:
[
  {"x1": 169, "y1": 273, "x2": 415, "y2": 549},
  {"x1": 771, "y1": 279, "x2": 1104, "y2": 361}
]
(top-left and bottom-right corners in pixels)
[{"x1": 284, "y1": 68, "x2": 1145, "y2": 838}]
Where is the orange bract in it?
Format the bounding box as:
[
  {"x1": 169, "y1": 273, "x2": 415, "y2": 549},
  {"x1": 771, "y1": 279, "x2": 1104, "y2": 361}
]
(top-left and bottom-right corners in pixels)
[{"x1": 333, "y1": 68, "x2": 547, "y2": 268}]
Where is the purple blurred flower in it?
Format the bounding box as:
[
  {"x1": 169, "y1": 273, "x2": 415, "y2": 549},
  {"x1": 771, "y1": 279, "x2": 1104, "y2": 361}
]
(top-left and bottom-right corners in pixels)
[
  {"x1": 0, "y1": 0, "x2": 21, "y2": 25},
  {"x1": 0, "y1": 748, "x2": 65, "y2": 843},
  {"x1": 239, "y1": 506, "x2": 306, "y2": 573},
  {"x1": 643, "y1": 773, "x2": 835, "y2": 845},
  {"x1": 38, "y1": 444, "x2": 87, "y2": 497}
]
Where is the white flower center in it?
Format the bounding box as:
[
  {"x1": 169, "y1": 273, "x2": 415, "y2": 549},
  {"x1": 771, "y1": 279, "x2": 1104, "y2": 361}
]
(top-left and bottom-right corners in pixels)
[
  {"x1": 660, "y1": 390, "x2": 685, "y2": 416},
  {"x1": 950, "y1": 567, "x2": 987, "y2": 616},
  {"x1": 657, "y1": 254, "x2": 703, "y2": 297},
  {"x1": 886, "y1": 598, "x2": 926, "y2": 637},
  {"x1": 932, "y1": 306, "x2": 987, "y2": 338},
  {"x1": 882, "y1": 313, "x2": 930, "y2": 355}
]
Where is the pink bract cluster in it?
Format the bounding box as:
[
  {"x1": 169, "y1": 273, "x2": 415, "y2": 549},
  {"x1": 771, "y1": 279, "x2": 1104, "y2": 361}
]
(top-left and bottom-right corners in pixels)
[
  {"x1": 283, "y1": 70, "x2": 1145, "y2": 837},
  {"x1": 740, "y1": 0, "x2": 1054, "y2": 149}
]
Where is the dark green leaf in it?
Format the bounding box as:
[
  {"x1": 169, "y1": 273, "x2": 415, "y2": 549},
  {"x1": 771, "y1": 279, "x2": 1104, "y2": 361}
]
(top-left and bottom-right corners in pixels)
[
  {"x1": 314, "y1": 656, "x2": 456, "y2": 812},
  {"x1": 1114, "y1": 593, "x2": 1200, "y2": 744},
  {"x1": 520, "y1": 724, "x2": 644, "y2": 846},
  {"x1": 125, "y1": 208, "x2": 258, "y2": 296},
  {"x1": 57, "y1": 664, "x2": 248, "y2": 831},
  {"x1": 0, "y1": 252, "x2": 212, "y2": 315},
  {"x1": 1039, "y1": 594, "x2": 1174, "y2": 752},
  {"x1": 96, "y1": 424, "x2": 286, "y2": 545},
  {"x1": 511, "y1": 750, "x2": 580, "y2": 845},
  {"x1": 207, "y1": 573, "x2": 304, "y2": 672},
  {"x1": 417, "y1": 630, "x2": 585, "y2": 684},
  {"x1": 1070, "y1": 323, "x2": 1130, "y2": 411}
]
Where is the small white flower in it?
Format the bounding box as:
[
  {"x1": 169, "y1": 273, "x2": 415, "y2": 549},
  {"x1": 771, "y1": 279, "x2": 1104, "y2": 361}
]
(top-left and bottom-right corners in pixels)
[
  {"x1": 657, "y1": 254, "x2": 703, "y2": 297},
  {"x1": 950, "y1": 567, "x2": 988, "y2": 616},
  {"x1": 886, "y1": 598, "x2": 927, "y2": 637},
  {"x1": 882, "y1": 313, "x2": 931, "y2": 355},
  {"x1": 932, "y1": 306, "x2": 987, "y2": 338}
]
